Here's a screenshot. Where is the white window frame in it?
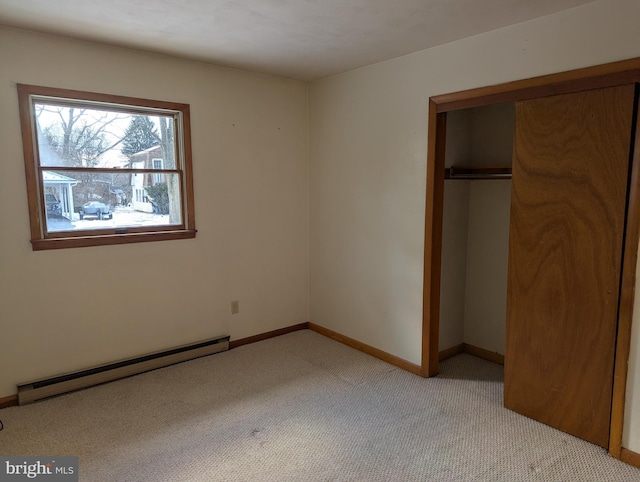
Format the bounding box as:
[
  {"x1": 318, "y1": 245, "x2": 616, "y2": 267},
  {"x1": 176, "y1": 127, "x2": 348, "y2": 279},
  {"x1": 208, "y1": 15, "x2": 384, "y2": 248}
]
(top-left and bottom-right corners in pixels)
[{"x1": 152, "y1": 158, "x2": 164, "y2": 184}]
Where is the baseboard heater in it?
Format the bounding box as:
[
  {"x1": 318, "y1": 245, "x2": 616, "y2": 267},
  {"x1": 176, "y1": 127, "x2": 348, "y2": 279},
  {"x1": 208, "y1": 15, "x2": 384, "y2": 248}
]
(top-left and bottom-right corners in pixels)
[{"x1": 17, "y1": 335, "x2": 230, "y2": 405}]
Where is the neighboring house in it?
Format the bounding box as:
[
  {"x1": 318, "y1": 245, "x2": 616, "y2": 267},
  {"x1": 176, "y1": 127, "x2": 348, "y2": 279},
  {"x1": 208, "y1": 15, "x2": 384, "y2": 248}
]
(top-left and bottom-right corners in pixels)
[
  {"x1": 99, "y1": 150, "x2": 133, "y2": 207},
  {"x1": 43, "y1": 171, "x2": 77, "y2": 219},
  {"x1": 37, "y1": 126, "x2": 77, "y2": 219},
  {"x1": 130, "y1": 145, "x2": 165, "y2": 213}
]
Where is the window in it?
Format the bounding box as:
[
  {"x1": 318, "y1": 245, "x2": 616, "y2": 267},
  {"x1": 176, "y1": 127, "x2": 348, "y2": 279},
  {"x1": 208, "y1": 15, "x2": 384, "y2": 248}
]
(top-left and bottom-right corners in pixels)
[
  {"x1": 17, "y1": 84, "x2": 196, "y2": 250},
  {"x1": 152, "y1": 158, "x2": 164, "y2": 184}
]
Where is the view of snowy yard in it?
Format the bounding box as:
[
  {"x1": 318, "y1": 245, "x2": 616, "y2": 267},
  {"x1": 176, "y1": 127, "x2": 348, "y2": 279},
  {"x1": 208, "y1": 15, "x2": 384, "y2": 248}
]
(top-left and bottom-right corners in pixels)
[{"x1": 46, "y1": 206, "x2": 173, "y2": 232}]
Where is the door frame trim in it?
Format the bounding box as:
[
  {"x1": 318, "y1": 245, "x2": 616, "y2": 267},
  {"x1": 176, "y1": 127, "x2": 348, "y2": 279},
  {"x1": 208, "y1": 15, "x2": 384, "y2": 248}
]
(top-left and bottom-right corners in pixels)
[{"x1": 421, "y1": 57, "x2": 640, "y2": 456}]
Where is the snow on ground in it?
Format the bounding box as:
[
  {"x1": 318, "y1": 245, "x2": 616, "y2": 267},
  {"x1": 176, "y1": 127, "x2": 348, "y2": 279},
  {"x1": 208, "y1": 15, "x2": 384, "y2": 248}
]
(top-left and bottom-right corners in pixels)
[{"x1": 47, "y1": 206, "x2": 172, "y2": 232}]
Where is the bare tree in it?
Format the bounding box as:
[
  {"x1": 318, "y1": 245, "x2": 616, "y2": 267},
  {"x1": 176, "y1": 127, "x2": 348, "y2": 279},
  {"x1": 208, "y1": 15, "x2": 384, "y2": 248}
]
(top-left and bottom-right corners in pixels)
[
  {"x1": 36, "y1": 105, "x2": 124, "y2": 167},
  {"x1": 36, "y1": 105, "x2": 126, "y2": 204}
]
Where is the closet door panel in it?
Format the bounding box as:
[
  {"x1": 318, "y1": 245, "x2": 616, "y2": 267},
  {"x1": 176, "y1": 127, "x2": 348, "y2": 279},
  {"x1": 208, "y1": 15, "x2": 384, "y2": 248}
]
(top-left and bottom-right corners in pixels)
[{"x1": 505, "y1": 85, "x2": 636, "y2": 447}]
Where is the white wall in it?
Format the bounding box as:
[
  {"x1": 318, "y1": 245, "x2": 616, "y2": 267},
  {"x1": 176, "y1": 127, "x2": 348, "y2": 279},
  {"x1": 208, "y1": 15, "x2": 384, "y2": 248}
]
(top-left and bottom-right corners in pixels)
[
  {"x1": 468, "y1": 103, "x2": 515, "y2": 167},
  {"x1": 0, "y1": 27, "x2": 309, "y2": 397},
  {"x1": 463, "y1": 181, "x2": 511, "y2": 354},
  {"x1": 440, "y1": 181, "x2": 469, "y2": 350},
  {"x1": 438, "y1": 109, "x2": 471, "y2": 350},
  {"x1": 309, "y1": 0, "x2": 640, "y2": 447}
]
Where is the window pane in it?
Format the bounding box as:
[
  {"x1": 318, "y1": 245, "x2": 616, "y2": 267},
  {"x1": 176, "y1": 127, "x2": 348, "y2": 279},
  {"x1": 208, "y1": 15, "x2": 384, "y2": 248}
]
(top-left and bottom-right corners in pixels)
[
  {"x1": 43, "y1": 170, "x2": 183, "y2": 233},
  {"x1": 34, "y1": 104, "x2": 176, "y2": 170}
]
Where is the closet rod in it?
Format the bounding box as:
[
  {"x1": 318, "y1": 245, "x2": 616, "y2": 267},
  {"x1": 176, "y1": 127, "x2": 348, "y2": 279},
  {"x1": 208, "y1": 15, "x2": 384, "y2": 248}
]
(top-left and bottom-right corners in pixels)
[{"x1": 445, "y1": 166, "x2": 512, "y2": 180}]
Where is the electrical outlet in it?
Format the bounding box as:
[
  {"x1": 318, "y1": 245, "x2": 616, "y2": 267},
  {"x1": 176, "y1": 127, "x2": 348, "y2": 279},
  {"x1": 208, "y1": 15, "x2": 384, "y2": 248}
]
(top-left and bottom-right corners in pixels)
[{"x1": 231, "y1": 300, "x2": 239, "y2": 315}]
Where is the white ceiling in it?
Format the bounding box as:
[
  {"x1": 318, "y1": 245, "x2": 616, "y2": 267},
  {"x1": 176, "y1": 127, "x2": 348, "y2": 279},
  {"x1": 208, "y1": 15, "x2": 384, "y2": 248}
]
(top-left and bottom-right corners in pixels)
[{"x1": 0, "y1": 0, "x2": 595, "y2": 81}]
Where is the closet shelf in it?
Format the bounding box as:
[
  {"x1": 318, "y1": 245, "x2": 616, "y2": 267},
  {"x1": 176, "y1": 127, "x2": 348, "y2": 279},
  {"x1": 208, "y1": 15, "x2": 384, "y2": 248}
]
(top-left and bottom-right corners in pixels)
[{"x1": 445, "y1": 166, "x2": 512, "y2": 180}]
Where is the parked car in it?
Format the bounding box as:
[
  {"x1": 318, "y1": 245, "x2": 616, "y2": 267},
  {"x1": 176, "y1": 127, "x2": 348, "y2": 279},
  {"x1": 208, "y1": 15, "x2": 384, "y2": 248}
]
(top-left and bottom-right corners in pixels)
[
  {"x1": 44, "y1": 193, "x2": 62, "y2": 216},
  {"x1": 80, "y1": 201, "x2": 112, "y2": 220}
]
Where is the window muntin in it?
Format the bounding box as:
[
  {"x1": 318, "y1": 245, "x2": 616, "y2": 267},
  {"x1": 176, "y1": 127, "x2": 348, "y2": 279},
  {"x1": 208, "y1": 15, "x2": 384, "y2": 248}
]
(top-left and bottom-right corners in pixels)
[{"x1": 18, "y1": 84, "x2": 196, "y2": 250}]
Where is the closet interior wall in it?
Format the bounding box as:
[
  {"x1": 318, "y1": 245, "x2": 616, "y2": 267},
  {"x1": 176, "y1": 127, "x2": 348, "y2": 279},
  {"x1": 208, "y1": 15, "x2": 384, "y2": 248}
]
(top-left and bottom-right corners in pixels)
[{"x1": 440, "y1": 103, "x2": 515, "y2": 356}]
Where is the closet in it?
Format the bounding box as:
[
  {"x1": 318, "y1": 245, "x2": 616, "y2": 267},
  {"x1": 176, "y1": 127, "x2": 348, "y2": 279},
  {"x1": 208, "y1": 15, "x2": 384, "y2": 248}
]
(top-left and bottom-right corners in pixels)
[
  {"x1": 423, "y1": 58, "x2": 640, "y2": 456},
  {"x1": 440, "y1": 103, "x2": 514, "y2": 359}
]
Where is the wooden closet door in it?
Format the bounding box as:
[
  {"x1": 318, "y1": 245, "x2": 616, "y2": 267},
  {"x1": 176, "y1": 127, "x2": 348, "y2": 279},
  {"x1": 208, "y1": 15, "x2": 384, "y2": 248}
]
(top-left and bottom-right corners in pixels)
[{"x1": 505, "y1": 85, "x2": 636, "y2": 447}]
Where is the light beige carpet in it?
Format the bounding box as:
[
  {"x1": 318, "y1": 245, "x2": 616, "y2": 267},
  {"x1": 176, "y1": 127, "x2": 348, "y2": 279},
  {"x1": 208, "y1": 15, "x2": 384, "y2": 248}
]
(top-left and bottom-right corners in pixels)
[{"x1": 1, "y1": 330, "x2": 640, "y2": 481}]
